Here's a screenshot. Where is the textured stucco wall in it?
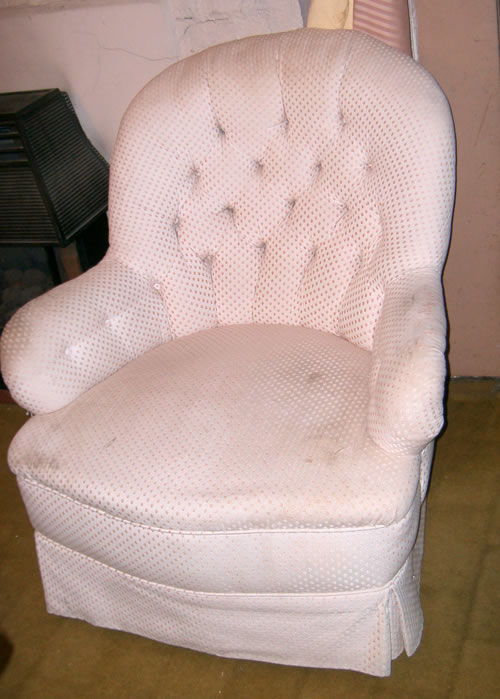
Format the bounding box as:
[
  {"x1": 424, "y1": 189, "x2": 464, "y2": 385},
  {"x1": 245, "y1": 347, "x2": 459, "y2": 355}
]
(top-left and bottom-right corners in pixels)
[
  {"x1": 0, "y1": 1, "x2": 302, "y2": 158},
  {"x1": 416, "y1": 0, "x2": 500, "y2": 376}
]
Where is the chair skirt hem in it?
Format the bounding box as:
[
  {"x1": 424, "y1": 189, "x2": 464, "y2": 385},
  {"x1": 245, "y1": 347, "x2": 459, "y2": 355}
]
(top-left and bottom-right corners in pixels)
[{"x1": 34, "y1": 509, "x2": 426, "y2": 676}]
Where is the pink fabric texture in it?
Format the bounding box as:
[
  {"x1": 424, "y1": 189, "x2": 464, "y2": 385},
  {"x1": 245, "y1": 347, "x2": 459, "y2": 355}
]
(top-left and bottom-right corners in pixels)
[{"x1": 1, "y1": 30, "x2": 455, "y2": 675}]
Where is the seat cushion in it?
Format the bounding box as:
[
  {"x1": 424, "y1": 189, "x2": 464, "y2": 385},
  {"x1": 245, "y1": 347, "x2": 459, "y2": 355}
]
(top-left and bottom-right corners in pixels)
[{"x1": 10, "y1": 323, "x2": 421, "y2": 594}]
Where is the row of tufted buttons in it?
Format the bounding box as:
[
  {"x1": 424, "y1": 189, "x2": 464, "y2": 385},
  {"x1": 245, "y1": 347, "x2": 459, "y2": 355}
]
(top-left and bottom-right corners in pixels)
[
  {"x1": 213, "y1": 113, "x2": 353, "y2": 138},
  {"x1": 187, "y1": 150, "x2": 375, "y2": 220},
  {"x1": 212, "y1": 111, "x2": 356, "y2": 139},
  {"x1": 169, "y1": 196, "x2": 353, "y2": 233},
  {"x1": 161, "y1": 188, "x2": 382, "y2": 266}
]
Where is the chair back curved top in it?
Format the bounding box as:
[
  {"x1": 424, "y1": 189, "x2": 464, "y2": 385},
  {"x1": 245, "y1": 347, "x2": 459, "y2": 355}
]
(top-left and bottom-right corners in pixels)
[{"x1": 108, "y1": 29, "x2": 454, "y2": 348}]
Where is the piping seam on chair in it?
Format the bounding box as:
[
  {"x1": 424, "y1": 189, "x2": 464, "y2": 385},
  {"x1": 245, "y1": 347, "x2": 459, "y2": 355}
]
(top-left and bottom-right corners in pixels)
[
  {"x1": 37, "y1": 530, "x2": 408, "y2": 600},
  {"x1": 19, "y1": 473, "x2": 418, "y2": 537}
]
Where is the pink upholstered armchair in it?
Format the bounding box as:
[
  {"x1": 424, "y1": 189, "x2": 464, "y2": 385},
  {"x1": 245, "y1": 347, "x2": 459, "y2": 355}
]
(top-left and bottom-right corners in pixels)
[{"x1": 1, "y1": 29, "x2": 455, "y2": 676}]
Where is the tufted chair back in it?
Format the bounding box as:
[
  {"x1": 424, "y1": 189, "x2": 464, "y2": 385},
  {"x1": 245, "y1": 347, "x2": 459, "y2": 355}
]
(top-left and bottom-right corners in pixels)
[{"x1": 108, "y1": 29, "x2": 454, "y2": 350}]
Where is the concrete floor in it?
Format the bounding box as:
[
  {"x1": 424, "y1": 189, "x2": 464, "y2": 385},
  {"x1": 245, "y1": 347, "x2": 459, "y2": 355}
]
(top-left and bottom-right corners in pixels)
[{"x1": 0, "y1": 379, "x2": 498, "y2": 698}]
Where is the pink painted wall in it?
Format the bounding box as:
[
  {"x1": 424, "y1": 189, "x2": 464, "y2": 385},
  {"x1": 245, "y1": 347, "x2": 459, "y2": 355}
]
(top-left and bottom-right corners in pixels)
[
  {"x1": 416, "y1": 0, "x2": 500, "y2": 376},
  {"x1": 0, "y1": 3, "x2": 176, "y2": 158}
]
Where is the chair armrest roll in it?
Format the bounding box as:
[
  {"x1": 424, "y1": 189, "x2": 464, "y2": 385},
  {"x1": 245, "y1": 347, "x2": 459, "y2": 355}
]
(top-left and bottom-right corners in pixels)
[
  {"x1": 0, "y1": 256, "x2": 171, "y2": 414},
  {"x1": 368, "y1": 269, "x2": 447, "y2": 455}
]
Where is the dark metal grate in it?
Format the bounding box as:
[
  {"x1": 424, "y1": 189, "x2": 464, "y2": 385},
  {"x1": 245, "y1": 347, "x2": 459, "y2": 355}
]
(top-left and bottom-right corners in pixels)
[
  {"x1": 0, "y1": 89, "x2": 109, "y2": 246},
  {"x1": 0, "y1": 167, "x2": 55, "y2": 243}
]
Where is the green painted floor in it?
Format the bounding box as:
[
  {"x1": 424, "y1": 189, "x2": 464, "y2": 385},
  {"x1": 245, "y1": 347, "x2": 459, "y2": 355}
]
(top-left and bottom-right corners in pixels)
[{"x1": 0, "y1": 379, "x2": 498, "y2": 698}]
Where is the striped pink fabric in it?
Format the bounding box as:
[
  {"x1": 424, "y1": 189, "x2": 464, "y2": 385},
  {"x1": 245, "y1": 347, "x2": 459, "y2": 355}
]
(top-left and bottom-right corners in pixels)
[{"x1": 354, "y1": 0, "x2": 412, "y2": 55}]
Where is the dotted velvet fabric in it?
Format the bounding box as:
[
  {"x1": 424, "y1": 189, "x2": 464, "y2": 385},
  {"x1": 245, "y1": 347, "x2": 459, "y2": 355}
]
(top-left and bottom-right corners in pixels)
[{"x1": 1, "y1": 30, "x2": 456, "y2": 675}]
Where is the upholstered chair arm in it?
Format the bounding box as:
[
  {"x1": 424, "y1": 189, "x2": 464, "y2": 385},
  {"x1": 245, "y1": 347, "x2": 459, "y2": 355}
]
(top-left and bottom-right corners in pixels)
[
  {"x1": 0, "y1": 255, "x2": 171, "y2": 414},
  {"x1": 368, "y1": 269, "x2": 447, "y2": 456}
]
